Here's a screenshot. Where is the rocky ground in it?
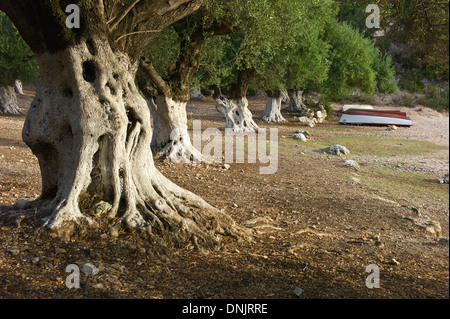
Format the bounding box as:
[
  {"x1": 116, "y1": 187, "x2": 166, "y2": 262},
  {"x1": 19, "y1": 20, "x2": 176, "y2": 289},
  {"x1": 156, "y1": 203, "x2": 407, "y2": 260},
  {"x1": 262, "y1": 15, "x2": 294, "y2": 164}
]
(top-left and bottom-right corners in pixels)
[{"x1": 0, "y1": 91, "x2": 448, "y2": 299}]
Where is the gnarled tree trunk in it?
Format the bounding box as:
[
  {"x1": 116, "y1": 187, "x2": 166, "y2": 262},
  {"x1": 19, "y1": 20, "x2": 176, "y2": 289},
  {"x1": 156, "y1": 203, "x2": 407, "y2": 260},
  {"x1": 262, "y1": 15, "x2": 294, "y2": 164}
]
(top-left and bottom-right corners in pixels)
[
  {"x1": 150, "y1": 95, "x2": 203, "y2": 163},
  {"x1": 14, "y1": 80, "x2": 24, "y2": 95},
  {"x1": 0, "y1": 84, "x2": 22, "y2": 114},
  {"x1": 261, "y1": 90, "x2": 286, "y2": 123},
  {"x1": 214, "y1": 69, "x2": 259, "y2": 133},
  {"x1": 139, "y1": 59, "x2": 203, "y2": 164},
  {"x1": 22, "y1": 37, "x2": 247, "y2": 247},
  {"x1": 139, "y1": 12, "x2": 237, "y2": 163},
  {"x1": 286, "y1": 89, "x2": 307, "y2": 114},
  {"x1": 1, "y1": 0, "x2": 250, "y2": 250}
]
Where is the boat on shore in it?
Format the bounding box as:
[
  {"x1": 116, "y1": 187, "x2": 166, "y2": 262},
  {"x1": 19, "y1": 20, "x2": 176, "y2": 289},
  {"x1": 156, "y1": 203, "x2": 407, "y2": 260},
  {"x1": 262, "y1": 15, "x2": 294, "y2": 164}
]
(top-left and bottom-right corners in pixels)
[{"x1": 339, "y1": 109, "x2": 413, "y2": 127}]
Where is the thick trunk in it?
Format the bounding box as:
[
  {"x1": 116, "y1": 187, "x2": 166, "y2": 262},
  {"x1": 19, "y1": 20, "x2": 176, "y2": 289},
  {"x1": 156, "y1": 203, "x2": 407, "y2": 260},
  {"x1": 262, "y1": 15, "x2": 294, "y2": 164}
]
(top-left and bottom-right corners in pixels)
[
  {"x1": 261, "y1": 90, "x2": 286, "y2": 123},
  {"x1": 286, "y1": 89, "x2": 307, "y2": 114},
  {"x1": 0, "y1": 84, "x2": 22, "y2": 114},
  {"x1": 215, "y1": 69, "x2": 259, "y2": 133},
  {"x1": 139, "y1": 60, "x2": 204, "y2": 163},
  {"x1": 150, "y1": 95, "x2": 203, "y2": 163},
  {"x1": 215, "y1": 96, "x2": 259, "y2": 133},
  {"x1": 21, "y1": 37, "x2": 248, "y2": 248}
]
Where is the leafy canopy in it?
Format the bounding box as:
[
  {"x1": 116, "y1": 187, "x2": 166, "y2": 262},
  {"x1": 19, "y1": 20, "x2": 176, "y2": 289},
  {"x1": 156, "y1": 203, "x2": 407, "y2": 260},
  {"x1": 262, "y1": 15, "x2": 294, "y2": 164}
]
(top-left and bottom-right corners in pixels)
[{"x1": 0, "y1": 12, "x2": 39, "y2": 86}]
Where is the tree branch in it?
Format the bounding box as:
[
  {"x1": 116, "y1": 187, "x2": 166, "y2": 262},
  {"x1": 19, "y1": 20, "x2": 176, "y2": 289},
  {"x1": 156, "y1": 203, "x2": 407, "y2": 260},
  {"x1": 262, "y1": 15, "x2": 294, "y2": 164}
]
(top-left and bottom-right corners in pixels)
[
  {"x1": 139, "y1": 57, "x2": 171, "y2": 97},
  {"x1": 108, "y1": 0, "x2": 141, "y2": 32},
  {"x1": 114, "y1": 30, "x2": 161, "y2": 42}
]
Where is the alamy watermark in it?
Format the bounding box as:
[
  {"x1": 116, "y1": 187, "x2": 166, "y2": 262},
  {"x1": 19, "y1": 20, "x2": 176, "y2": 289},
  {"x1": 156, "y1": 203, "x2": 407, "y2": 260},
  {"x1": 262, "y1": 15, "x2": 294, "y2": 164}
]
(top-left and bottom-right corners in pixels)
[
  {"x1": 366, "y1": 4, "x2": 380, "y2": 29},
  {"x1": 365, "y1": 264, "x2": 381, "y2": 289},
  {"x1": 174, "y1": 120, "x2": 279, "y2": 175},
  {"x1": 65, "y1": 264, "x2": 80, "y2": 289},
  {"x1": 65, "y1": 4, "x2": 80, "y2": 29}
]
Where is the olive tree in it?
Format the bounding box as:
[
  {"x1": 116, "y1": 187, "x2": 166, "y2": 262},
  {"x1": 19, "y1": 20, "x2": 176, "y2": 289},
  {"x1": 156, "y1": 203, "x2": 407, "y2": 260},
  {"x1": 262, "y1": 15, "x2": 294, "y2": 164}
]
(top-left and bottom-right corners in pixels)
[
  {"x1": 0, "y1": 0, "x2": 249, "y2": 249},
  {"x1": 0, "y1": 12, "x2": 39, "y2": 114}
]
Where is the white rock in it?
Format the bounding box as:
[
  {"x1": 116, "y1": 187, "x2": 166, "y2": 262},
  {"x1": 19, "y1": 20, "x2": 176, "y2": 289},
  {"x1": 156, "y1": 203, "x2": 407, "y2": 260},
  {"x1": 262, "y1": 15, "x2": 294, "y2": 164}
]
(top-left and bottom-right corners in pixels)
[
  {"x1": 323, "y1": 145, "x2": 350, "y2": 159},
  {"x1": 294, "y1": 133, "x2": 307, "y2": 142},
  {"x1": 81, "y1": 263, "x2": 99, "y2": 276},
  {"x1": 345, "y1": 160, "x2": 361, "y2": 171},
  {"x1": 299, "y1": 116, "x2": 310, "y2": 125},
  {"x1": 386, "y1": 125, "x2": 398, "y2": 131},
  {"x1": 439, "y1": 173, "x2": 449, "y2": 184}
]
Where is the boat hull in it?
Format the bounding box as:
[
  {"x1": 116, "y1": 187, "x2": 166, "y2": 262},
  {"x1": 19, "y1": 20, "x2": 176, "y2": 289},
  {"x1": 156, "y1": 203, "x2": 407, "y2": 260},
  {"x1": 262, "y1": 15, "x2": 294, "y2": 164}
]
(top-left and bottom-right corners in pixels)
[{"x1": 339, "y1": 109, "x2": 413, "y2": 126}]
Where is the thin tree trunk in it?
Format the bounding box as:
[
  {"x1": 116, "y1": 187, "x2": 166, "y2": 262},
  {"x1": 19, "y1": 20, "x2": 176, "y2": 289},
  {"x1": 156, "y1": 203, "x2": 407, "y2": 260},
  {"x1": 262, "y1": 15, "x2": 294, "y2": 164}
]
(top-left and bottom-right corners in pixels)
[{"x1": 0, "y1": 84, "x2": 22, "y2": 114}]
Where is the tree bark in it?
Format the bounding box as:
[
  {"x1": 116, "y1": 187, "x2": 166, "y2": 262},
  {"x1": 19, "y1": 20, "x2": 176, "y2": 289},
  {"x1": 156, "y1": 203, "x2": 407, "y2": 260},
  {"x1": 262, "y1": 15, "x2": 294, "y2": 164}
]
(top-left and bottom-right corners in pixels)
[
  {"x1": 150, "y1": 95, "x2": 203, "y2": 163},
  {"x1": 0, "y1": 84, "x2": 22, "y2": 114},
  {"x1": 139, "y1": 59, "x2": 203, "y2": 163},
  {"x1": 1, "y1": 0, "x2": 250, "y2": 249},
  {"x1": 14, "y1": 80, "x2": 24, "y2": 95},
  {"x1": 286, "y1": 89, "x2": 307, "y2": 114},
  {"x1": 138, "y1": 11, "x2": 238, "y2": 163},
  {"x1": 214, "y1": 69, "x2": 259, "y2": 133},
  {"x1": 261, "y1": 90, "x2": 286, "y2": 123},
  {"x1": 20, "y1": 37, "x2": 247, "y2": 247}
]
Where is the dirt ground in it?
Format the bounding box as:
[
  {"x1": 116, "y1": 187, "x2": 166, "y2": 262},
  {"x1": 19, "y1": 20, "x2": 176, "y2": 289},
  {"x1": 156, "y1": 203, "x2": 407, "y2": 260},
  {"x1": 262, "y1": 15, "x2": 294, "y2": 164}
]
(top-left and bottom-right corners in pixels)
[{"x1": 0, "y1": 91, "x2": 448, "y2": 299}]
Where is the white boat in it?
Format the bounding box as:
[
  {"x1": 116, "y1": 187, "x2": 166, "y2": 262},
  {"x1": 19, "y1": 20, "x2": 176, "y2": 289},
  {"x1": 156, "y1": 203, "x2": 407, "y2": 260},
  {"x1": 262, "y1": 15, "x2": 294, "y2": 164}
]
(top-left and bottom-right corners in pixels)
[
  {"x1": 339, "y1": 109, "x2": 413, "y2": 127},
  {"x1": 340, "y1": 105, "x2": 374, "y2": 112}
]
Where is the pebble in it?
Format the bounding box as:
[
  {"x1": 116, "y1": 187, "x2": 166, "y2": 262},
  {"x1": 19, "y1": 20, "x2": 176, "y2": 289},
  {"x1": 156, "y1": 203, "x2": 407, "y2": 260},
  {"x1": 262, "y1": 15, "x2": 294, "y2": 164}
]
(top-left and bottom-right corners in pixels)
[
  {"x1": 294, "y1": 287, "x2": 304, "y2": 297},
  {"x1": 391, "y1": 258, "x2": 400, "y2": 266},
  {"x1": 55, "y1": 248, "x2": 67, "y2": 254},
  {"x1": 92, "y1": 283, "x2": 105, "y2": 289},
  {"x1": 375, "y1": 241, "x2": 385, "y2": 249},
  {"x1": 8, "y1": 247, "x2": 20, "y2": 256},
  {"x1": 81, "y1": 263, "x2": 99, "y2": 276}
]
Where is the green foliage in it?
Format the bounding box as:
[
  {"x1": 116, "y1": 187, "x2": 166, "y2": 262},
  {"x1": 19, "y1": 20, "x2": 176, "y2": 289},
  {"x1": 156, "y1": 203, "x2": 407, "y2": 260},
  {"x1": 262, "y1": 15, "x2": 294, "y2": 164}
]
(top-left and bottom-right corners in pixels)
[
  {"x1": 193, "y1": 34, "x2": 237, "y2": 93},
  {"x1": 320, "y1": 97, "x2": 333, "y2": 119},
  {"x1": 194, "y1": 0, "x2": 294, "y2": 93},
  {"x1": 0, "y1": 12, "x2": 39, "y2": 86},
  {"x1": 282, "y1": 0, "x2": 336, "y2": 92},
  {"x1": 398, "y1": 70, "x2": 425, "y2": 92},
  {"x1": 337, "y1": 0, "x2": 449, "y2": 84},
  {"x1": 372, "y1": 49, "x2": 398, "y2": 94},
  {"x1": 322, "y1": 22, "x2": 377, "y2": 100},
  {"x1": 422, "y1": 85, "x2": 449, "y2": 112},
  {"x1": 141, "y1": 27, "x2": 180, "y2": 79}
]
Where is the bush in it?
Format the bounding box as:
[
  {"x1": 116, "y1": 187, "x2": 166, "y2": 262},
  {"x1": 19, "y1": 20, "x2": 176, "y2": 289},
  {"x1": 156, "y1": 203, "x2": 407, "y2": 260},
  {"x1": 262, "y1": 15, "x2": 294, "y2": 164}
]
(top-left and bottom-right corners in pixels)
[
  {"x1": 372, "y1": 50, "x2": 398, "y2": 94},
  {"x1": 423, "y1": 86, "x2": 449, "y2": 112},
  {"x1": 323, "y1": 22, "x2": 377, "y2": 101},
  {"x1": 398, "y1": 71, "x2": 425, "y2": 93},
  {"x1": 320, "y1": 97, "x2": 333, "y2": 119}
]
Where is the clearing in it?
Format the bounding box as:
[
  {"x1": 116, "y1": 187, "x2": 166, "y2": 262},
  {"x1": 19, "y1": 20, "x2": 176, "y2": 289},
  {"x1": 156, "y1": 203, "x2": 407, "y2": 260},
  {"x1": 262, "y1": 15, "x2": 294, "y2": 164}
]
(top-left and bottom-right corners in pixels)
[{"x1": 0, "y1": 91, "x2": 448, "y2": 299}]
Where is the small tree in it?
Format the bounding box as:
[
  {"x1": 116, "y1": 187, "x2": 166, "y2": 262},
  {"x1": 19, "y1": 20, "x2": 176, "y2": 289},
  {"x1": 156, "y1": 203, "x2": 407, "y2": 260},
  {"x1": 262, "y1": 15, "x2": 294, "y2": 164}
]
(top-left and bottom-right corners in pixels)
[{"x1": 0, "y1": 12, "x2": 39, "y2": 114}]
